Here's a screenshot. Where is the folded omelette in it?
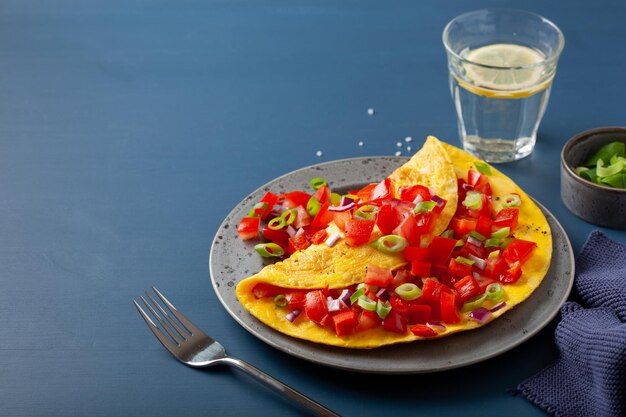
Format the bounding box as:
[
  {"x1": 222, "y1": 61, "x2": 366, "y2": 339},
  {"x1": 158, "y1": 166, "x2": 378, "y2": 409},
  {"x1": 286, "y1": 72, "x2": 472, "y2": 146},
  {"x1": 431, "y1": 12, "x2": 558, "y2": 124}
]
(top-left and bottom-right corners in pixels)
[{"x1": 236, "y1": 136, "x2": 552, "y2": 348}]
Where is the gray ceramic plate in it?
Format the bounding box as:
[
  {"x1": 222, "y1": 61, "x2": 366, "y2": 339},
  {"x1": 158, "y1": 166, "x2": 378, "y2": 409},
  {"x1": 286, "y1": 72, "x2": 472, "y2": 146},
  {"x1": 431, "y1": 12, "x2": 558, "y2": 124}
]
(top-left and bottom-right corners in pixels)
[{"x1": 209, "y1": 157, "x2": 575, "y2": 374}]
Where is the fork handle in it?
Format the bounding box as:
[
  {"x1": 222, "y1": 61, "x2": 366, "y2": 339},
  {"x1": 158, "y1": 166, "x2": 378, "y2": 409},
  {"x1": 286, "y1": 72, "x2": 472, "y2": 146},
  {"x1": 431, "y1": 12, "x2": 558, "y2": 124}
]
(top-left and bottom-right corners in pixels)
[{"x1": 220, "y1": 356, "x2": 340, "y2": 417}]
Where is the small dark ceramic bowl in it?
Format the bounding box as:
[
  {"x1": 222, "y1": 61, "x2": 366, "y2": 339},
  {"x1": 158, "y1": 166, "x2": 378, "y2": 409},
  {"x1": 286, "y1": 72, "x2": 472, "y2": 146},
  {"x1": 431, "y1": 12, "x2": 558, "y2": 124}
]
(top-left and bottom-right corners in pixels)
[{"x1": 561, "y1": 126, "x2": 626, "y2": 229}]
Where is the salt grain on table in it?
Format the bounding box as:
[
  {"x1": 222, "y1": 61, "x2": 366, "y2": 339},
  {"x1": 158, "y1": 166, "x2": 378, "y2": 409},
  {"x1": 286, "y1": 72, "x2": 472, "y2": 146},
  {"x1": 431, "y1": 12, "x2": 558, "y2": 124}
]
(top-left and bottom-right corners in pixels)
[
  {"x1": 367, "y1": 108, "x2": 375, "y2": 115},
  {"x1": 315, "y1": 150, "x2": 323, "y2": 157}
]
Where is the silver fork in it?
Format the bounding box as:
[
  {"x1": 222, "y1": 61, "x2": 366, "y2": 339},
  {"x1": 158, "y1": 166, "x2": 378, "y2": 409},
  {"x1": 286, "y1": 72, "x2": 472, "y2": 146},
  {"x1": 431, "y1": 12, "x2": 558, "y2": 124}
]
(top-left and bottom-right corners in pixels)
[{"x1": 133, "y1": 287, "x2": 340, "y2": 417}]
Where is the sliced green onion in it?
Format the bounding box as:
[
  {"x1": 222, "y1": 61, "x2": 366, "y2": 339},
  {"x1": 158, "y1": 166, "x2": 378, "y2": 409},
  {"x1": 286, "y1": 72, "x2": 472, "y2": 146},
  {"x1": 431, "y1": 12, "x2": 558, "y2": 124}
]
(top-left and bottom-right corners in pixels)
[
  {"x1": 395, "y1": 283, "x2": 422, "y2": 301},
  {"x1": 357, "y1": 296, "x2": 377, "y2": 311},
  {"x1": 579, "y1": 167, "x2": 599, "y2": 183},
  {"x1": 584, "y1": 141, "x2": 625, "y2": 166},
  {"x1": 601, "y1": 173, "x2": 626, "y2": 188},
  {"x1": 255, "y1": 243, "x2": 285, "y2": 257},
  {"x1": 310, "y1": 177, "x2": 327, "y2": 190},
  {"x1": 414, "y1": 201, "x2": 436, "y2": 214},
  {"x1": 502, "y1": 194, "x2": 521, "y2": 208},
  {"x1": 248, "y1": 202, "x2": 269, "y2": 218},
  {"x1": 488, "y1": 250, "x2": 500, "y2": 259},
  {"x1": 596, "y1": 159, "x2": 624, "y2": 177},
  {"x1": 490, "y1": 227, "x2": 510, "y2": 240},
  {"x1": 484, "y1": 238, "x2": 501, "y2": 248},
  {"x1": 267, "y1": 217, "x2": 286, "y2": 230},
  {"x1": 474, "y1": 161, "x2": 492, "y2": 175},
  {"x1": 280, "y1": 208, "x2": 297, "y2": 225},
  {"x1": 422, "y1": 277, "x2": 439, "y2": 285},
  {"x1": 376, "y1": 300, "x2": 392, "y2": 319},
  {"x1": 306, "y1": 196, "x2": 321, "y2": 217},
  {"x1": 469, "y1": 230, "x2": 486, "y2": 241},
  {"x1": 461, "y1": 294, "x2": 487, "y2": 313},
  {"x1": 610, "y1": 154, "x2": 626, "y2": 165},
  {"x1": 354, "y1": 205, "x2": 380, "y2": 220},
  {"x1": 462, "y1": 191, "x2": 483, "y2": 210},
  {"x1": 455, "y1": 256, "x2": 475, "y2": 266},
  {"x1": 330, "y1": 193, "x2": 342, "y2": 206},
  {"x1": 574, "y1": 166, "x2": 589, "y2": 175},
  {"x1": 485, "y1": 283, "x2": 505, "y2": 302},
  {"x1": 500, "y1": 237, "x2": 514, "y2": 249},
  {"x1": 345, "y1": 194, "x2": 359, "y2": 201},
  {"x1": 274, "y1": 294, "x2": 287, "y2": 307},
  {"x1": 350, "y1": 287, "x2": 365, "y2": 305},
  {"x1": 455, "y1": 239, "x2": 464, "y2": 248},
  {"x1": 441, "y1": 229, "x2": 455, "y2": 239},
  {"x1": 370, "y1": 235, "x2": 408, "y2": 253}
]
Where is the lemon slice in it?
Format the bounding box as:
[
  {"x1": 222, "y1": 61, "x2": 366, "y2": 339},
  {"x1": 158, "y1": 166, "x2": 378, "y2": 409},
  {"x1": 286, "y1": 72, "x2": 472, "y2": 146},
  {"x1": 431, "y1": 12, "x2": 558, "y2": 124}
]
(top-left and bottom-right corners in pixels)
[{"x1": 460, "y1": 43, "x2": 550, "y2": 98}]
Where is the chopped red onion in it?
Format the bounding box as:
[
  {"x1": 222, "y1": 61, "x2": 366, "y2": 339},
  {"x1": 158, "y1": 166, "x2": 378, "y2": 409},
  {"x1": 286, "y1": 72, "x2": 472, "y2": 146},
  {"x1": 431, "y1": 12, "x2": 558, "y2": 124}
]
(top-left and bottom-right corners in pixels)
[
  {"x1": 326, "y1": 297, "x2": 346, "y2": 312},
  {"x1": 286, "y1": 309, "x2": 302, "y2": 323},
  {"x1": 295, "y1": 227, "x2": 305, "y2": 237},
  {"x1": 489, "y1": 302, "x2": 507, "y2": 312},
  {"x1": 431, "y1": 195, "x2": 444, "y2": 207},
  {"x1": 426, "y1": 322, "x2": 446, "y2": 332},
  {"x1": 467, "y1": 235, "x2": 483, "y2": 247},
  {"x1": 472, "y1": 272, "x2": 482, "y2": 281},
  {"x1": 338, "y1": 288, "x2": 353, "y2": 305},
  {"x1": 468, "y1": 307, "x2": 492, "y2": 323},
  {"x1": 326, "y1": 233, "x2": 342, "y2": 247},
  {"x1": 375, "y1": 288, "x2": 389, "y2": 300},
  {"x1": 328, "y1": 201, "x2": 355, "y2": 212},
  {"x1": 468, "y1": 254, "x2": 486, "y2": 270},
  {"x1": 462, "y1": 183, "x2": 473, "y2": 191},
  {"x1": 286, "y1": 225, "x2": 297, "y2": 237},
  {"x1": 412, "y1": 194, "x2": 424, "y2": 204}
]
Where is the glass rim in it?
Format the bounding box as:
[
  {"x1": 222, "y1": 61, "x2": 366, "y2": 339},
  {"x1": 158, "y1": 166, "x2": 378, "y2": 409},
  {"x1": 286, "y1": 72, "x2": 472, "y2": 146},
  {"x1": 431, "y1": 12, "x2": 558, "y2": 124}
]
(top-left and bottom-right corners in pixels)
[{"x1": 442, "y1": 8, "x2": 565, "y2": 71}]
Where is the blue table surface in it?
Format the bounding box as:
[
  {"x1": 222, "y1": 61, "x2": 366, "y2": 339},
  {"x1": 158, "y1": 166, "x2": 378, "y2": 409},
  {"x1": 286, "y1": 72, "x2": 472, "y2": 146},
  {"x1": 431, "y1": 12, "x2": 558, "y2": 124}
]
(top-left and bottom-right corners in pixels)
[{"x1": 2, "y1": 0, "x2": 625, "y2": 416}]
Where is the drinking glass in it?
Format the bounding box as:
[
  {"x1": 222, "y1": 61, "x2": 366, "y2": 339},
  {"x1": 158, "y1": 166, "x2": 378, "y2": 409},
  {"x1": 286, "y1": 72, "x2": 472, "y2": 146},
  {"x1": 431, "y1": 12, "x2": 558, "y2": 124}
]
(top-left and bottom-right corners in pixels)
[{"x1": 443, "y1": 9, "x2": 565, "y2": 163}]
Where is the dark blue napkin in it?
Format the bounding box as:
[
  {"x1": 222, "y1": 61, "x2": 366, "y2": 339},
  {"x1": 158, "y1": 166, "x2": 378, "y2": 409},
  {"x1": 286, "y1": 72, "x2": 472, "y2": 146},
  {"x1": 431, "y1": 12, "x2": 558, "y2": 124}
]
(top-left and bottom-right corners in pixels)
[{"x1": 514, "y1": 231, "x2": 626, "y2": 417}]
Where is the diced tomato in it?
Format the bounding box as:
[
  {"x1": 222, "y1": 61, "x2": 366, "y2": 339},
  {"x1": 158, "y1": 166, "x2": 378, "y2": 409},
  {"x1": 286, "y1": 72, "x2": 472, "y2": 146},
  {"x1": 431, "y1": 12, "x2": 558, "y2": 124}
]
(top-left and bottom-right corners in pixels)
[
  {"x1": 450, "y1": 216, "x2": 477, "y2": 236},
  {"x1": 427, "y1": 236, "x2": 457, "y2": 265},
  {"x1": 391, "y1": 269, "x2": 412, "y2": 288},
  {"x1": 499, "y1": 261, "x2": 523, "y2": 284},
  {"x1": 332, "y1": 211, "x2": 351, "y2": 231},
  {"x1": 411, "y1": 260, "x2": 431, "y2": 277},
  {"x1": 398, "y1": 185, "x2": 431, "y2": 203},
  {"x1": 283, "y1": 191, "x2": 312, "y2": 209},
  {"x1": 475, "y1": 216, "x2": 493, "y2": 237},
  {"x1": 294, "y1": 205, "x2": 311, "y2": 228},
  {"x1": 251, "y1": 283, "x2": 281, "y2": 299},
  {"x1": 453, "y1": 275, "x2": 481, "y2": 303},
  {"x1": 310, "y1": 202, "x2": 333, "y2": 229},
  {"x1": 502, "y1": 239, "x2": 537, "y2": 265},
  {"x1": 376, "y1": 204, "x2": 400, "y2": 235},
  {"x1": 476, "y1": 276, "x2": 497, "y2": 292},
  {"x1": 467, "y1": 169, "x2": 489, "y2": 190},
  {"x1": 484, "y1": 255, "x2": 508, "y2": 279},
  {"x1": 304, "y1": 290, "x2": 329, "y2": 324},
  {"x1": 406, "y1": 304, "x2": 432, "y2": 324},
  {"x1": 448, "y1": 257, "x2": 473, "y2": 278},
  {"x1": 285, "y1": 291, "x2": 307, "y2": 309},
  {"x1": 258, "y1": 192, "x2": 279, "y2": 220},
  {"x1": 287, "y1": 234, "x2": 310, "y2": 254},
  {"x1": 393, "y1": 215, "x2": 421, "y2": 246},
  {"x1": 421, "y1": 279, "x2": 444, "y2": 305},
  {"x1": 493, "y1": 208, "x2": 519, "y2": 231},
  {"x1": 355, "y1": 183, "x2": 377, "y2": 203},
  {"x1": 389, "y1": 294, "x2": 409, "y2": 315},
  {"x1": 475, "y1": 181, "x2": 492, "y2": 196},
  {"x1": 261, "y1": 225, "x2": 289, "y2": 244},
  {"x1": 237, "y1": 216, "x2": 260, "y2": 240},
  {"x1": 403, "y1": 246, "x2": 430, "y2": 262},
  {"x1": 440, "y1": 291, "x2": 460, "y2": 324},
  {"x1": 409, "y1": 324, "x2": 438, "y2": 337},
  {"x1": 344, "y1": 219, "x2": 375, "y2": 246},
  {"x1": 369, "y1": 178, "x2": 394, "y2": 202},
  {"x1": 365, "y1": 264, "x2": 393, "y2": 287},
  {"x1": 310, "y1": 229, "x2": 328, "y2": 245},
  {"x1": 382, "y1": 310, "x2": 407, "y2": 334},
  {"x1": 332, "y1": 309, "x2": 358, "y2": 336},
  {"x1": 356, "y1": 310, "x2": 382, "y2": 332}
]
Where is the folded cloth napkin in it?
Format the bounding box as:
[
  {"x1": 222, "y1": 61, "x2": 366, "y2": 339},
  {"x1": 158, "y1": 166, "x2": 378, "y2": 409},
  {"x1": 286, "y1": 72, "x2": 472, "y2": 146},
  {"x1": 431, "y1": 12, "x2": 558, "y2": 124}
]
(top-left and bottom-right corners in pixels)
[{"x1": 514, "y1": 231, "x2": 626, "y2": 417}]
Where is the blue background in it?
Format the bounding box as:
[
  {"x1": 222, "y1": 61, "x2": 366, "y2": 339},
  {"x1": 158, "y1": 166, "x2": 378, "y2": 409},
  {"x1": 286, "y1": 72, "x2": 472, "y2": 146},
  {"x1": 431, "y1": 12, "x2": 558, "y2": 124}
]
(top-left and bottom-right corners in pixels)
[{"x1": 1, "y1": 0, "x2": 625, "y2": 416}]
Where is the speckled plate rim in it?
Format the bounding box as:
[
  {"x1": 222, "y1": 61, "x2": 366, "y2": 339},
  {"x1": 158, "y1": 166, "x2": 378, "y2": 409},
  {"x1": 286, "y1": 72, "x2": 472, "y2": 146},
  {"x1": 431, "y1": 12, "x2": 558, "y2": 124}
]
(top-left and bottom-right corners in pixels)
[{"x1": 209, "y1": 156, "x2": 575, "y2": 374}]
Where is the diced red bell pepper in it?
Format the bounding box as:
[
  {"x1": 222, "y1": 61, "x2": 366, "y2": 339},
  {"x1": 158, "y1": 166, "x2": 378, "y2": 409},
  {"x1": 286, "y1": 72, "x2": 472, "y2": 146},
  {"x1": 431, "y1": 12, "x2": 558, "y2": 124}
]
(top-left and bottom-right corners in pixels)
[
  {"x1": 261, "y1": 225, "x2": 289, "y2": 244},
  {"x1": 369, "y1": 178, "x2": 394, "y2": 202},
  {"x1": 310, "y1": 202, "x2": 333, "y2": 229},
  {"x1": 314, "y1": 185, "x2": 331, "y2": 204},
  {"x1": 310, "y1": 229, "x2": 328, "y2": 245},
  {"x1": 393, "y1": 215, "x2": 421, "y2": 246},
  {"x1": 376, "y1": 203, "x2": 400, "y2": 235},
  {"x1": 484, "y1": 255, "x2": 508, "y2": 279},
  {"x1": 499, "y1": 261, "x2": 523, "y2": 284},
  {"x1": 332, "y1": 309, "x2": 358, "y2": 336},
  {"x1": 356, "y1": 310, "x2": 382, "y2": 332},
  {"x1": 411, "y1": 260, "x2": 432, "y2": 277},
  {"x1": 502, "y1": 239, "x2": 537, "y2": 265},
  {"x1": 462, "y1": 239, "x2": 486, "y2": 259},
  {"x1": 421, "y1": 279, "x2": 444, "y2": 306},
  {"x1": 344, "y1": 218, "x2": 375, "y2": 246},
  {"x1": 283, "y1": 191, "x2": 312, "y2": 209},
  {"x1": 467, "y1": 169, "x2": 489, "y2": 189},
  {"x1": 285, "y1": 290, "x2": 307, "y2": 309},
  {"x1": 391, "y1": 269, "x2": 412, "y2": 288},
  {"x1": 332, "y1": 211, "x2": 351, "y2": 231},
  {"x1": 453, "y1": 275, "x2": 481, "y2": 303},
  {"x1": 382, "y1": 310, "x2": 407, "y2": 334},
  {"x1": 475, "y1": 216, "x2": 493, "y2": 237},
  {"x1": 389, "y1": 294, "x2": 409, "y2": 315},
  {"x1": 251, "y1": 283, "x2": 281, "y2": 299},
  {"x1": 450, "y1": 216, "x2": 477, "y2": 236},
  {"x1": 493, "y1": 208, "x2": 519, "y2": 231},
  {"x1": 287, "y1": 234, "x2": 311, "y2": 254},
  {"x1": 409, "y1": 324, "x2": 438, "y2": 337},
  {"x1": 365, "y1": 264, "x2": 393, "y2": 287},
  {"x1": 403, "y1": 246, "x2": 430, "y2": 262},
  {"x1": 237, "y1": 216, "x2": 260, "y2": 240},
  {"x1": 305, "y1": 290, "x2": 329, "y2": 324},
  {"x1": 398, "y1": 184, "x2": 431, "y2": 203},
  {"x1": 406, "y1": 304, "x2": 432, "y2": 324},
  {"x1": 428, "y1": 236, "x2": 458, "y2": 267},
  {"x1": 355, "y1": 183, "x2": 377, "y2": 203},
  {"x1": 294, "y1": 205, "x2": 311, "y2": 228},
  {"x1": 258, "y1": 192, "x2": 279, "y2": 220},
  {"x1": 448, "y1": 257, "x2": 473, "y2": 278},
  {"x1": 440, "y1": 290, "x2": 460, "y2": 324}
]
